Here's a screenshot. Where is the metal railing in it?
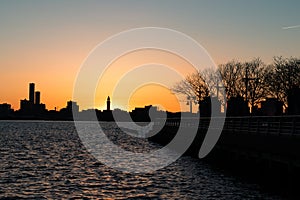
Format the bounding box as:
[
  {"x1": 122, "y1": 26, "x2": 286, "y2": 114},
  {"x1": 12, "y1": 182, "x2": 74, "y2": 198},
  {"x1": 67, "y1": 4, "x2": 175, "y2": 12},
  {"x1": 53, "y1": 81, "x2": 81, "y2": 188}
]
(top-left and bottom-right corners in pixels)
[{"x1": 156, "y1": 115, "x2": 300, "y2": 136}]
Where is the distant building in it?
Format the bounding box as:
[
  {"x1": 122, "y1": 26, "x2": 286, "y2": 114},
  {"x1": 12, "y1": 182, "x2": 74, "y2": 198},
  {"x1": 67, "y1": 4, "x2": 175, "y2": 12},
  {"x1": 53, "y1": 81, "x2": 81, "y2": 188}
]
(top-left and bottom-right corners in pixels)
[
  {"x1": 260, "y1": 98, "x2": 283, "y2": 116},
  {"x1": 62, "y1": 100, "x2": 79, "y2": 113},
  {"x1": 19, "y1": 83, "x2": 46, "y2": 116},
  {"x1": 199, "y1": 97, "x2": 221, "y2": 117},
  {"x1": 106, "y1": 96, "x2": 111, "y2": 111},
  {"x1": 0, "y1": 103, "x2": 13, "y2": 118},
  {"x1": 96, "y1": 96, "x2": 113, "y2": 121},
  {"x1": 20, "y1": 99, "x2": 33, "y2": 114},
  {"x1": 226, "y1": 96, "x2": 249, "y2": 116},
  {"x1": 35, "y1": 91, "x2": 40, "y2": 105},
  {"x1": 112, "y1": 108, "x2": 129, "y2": 121},
  {"x1": 288, "y1": 87, "x2": 300, "y2": 115},
  {"x1": 130, "y1": 105, "x2": 154, "y2": 122},
  {"x1": 29, "y1": 83, "x2": 35, "y2": 103},
  {"x1": 69, "y1": 100, "x2": 79, "y2": 113},
  {"x1": 79, "y1": 109, "x2": 99, "y2": 121},
  {"x1": 59, "y1": 100, "x2": 79, "y2": 120}
]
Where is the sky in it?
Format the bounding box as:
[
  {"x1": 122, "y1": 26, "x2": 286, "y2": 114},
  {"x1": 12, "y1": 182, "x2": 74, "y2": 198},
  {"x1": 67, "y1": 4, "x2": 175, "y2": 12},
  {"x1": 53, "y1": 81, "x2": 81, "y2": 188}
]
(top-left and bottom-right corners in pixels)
[{"x1": 0, "y1": 0, "x2": 299, "y2": 112}]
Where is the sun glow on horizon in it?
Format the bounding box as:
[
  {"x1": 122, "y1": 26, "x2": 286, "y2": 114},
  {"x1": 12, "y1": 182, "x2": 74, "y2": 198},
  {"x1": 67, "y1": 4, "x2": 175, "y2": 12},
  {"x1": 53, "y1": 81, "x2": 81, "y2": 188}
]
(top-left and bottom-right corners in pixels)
[
  {"x1": 1, "y1": 1, "x2": 300, "y2": 112},
  {"x1": 87, "y1": 49, "x2": 197, "y2": 112}
]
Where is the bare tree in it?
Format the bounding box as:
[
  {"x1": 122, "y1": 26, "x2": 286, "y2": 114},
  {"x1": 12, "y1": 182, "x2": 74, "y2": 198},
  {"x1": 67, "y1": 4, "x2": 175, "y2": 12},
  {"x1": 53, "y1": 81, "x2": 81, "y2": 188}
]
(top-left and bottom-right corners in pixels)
[
  {"x1": 173, "y1": 57, "x2": 300, "y2": 114},
  {"x1": 242, "y1": 58, "x2": 267, "y2": 111},
  {"x1": 201, "y1": 68, "x2": 220, "y2": 97},
  {"x1": 218, "y1": 60, "x2": 243, "y2": 99},
  {"x1": 172, "y1": 70, "x2": 209, "y2": 105},
  {"x1": 264, "y1": 56, "x2": 300, "y2": 108},
  {"x1": 172, "y1": 68, "x2": 225, "y2": 112},
  {"x1": 219, "y1": 58, "x2": 268, "y2": 112},
  {"x1": 172, "y1": 78, "x2": 195, "y2": 99}
]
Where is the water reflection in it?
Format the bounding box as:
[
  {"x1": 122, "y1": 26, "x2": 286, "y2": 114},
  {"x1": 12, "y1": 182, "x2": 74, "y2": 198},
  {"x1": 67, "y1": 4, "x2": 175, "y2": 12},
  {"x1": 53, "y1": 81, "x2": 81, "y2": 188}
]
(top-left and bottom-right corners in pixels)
[{"x1": 0, "y1": 121, "x2": 282, "y2": 199}]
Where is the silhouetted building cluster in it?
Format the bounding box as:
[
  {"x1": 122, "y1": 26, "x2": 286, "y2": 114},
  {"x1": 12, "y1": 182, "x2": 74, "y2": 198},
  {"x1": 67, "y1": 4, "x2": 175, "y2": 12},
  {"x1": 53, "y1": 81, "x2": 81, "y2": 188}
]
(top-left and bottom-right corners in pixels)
[
  {"x1": 18, "y1": 83, "x2": 46, "y2": 117},
  {"x1": 197, "y1": 92, "x2": 300, "y2": 117},
  {"x1": 0, "y1": 84, "x2": 163, "y2": 121},
  {"x1": 1, "y1": 83, "x2": 300, "y2": 121}
]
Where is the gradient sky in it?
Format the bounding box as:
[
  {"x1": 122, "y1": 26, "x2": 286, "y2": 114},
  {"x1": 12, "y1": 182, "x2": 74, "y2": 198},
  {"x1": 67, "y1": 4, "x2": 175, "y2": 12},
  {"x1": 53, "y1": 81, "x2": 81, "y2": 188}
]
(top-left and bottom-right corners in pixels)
[{"x1": 0, "y1": 0, "x2": 299, "y2": 111}]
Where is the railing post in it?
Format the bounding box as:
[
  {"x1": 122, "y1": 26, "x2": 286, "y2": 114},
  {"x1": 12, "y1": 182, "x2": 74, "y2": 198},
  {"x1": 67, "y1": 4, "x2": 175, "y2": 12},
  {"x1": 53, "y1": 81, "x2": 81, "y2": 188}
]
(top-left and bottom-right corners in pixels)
[
  {"x1": 278, "y1": 117, "x2": 282, "y2": 136},
  {"x1": 266, "y1": 117, "x2": 270, "y2": 135},
  {"x1": 292, "y1": 117, "x2": 296, "y2": 135},
  {"x1": 256, "y1": 117, "x2": 260, "y2": 134},
  {"x1": 248, "y1": 117, "x2": 251, "y2": 133}
]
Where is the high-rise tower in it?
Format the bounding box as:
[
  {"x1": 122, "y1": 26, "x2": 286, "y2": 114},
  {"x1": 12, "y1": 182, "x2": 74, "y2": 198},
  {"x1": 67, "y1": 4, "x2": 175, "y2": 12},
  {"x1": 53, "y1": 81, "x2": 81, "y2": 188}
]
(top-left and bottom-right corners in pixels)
[
  {"x1": 35, "y1": 91, "x2": 40, "y2": 105},
  {"x1": 29, "y1": 83, "x2": 35, "y2": 103},
  {"x1": 106, "y1": 96, "x2": 111, "y2": 111}
]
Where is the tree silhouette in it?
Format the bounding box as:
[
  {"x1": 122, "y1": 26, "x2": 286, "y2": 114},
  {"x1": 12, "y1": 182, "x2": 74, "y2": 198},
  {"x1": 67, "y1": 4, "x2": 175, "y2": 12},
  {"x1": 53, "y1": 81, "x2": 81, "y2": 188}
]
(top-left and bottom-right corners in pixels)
[
  {"x1": 173, "y1": 57, "x2": 300, "y2": 114},
  {"x1": 172, "y1": 70, "x2": 209, "y2": 107},
  {"x1": 242, "y1": 58, "x2": 267, "y2": 111},
  {"x1": 218, "y1": 60, "x2": 243, "y2": 99},
  {"x1": 218, "y1": 58, "x2": 267, "y2": 111},
  {"x1": 172, "y1": 68, "x2": 224, "y2": 111},
  {"x1": 264, "y1": 56, "x2": 300, "y2": 109}
]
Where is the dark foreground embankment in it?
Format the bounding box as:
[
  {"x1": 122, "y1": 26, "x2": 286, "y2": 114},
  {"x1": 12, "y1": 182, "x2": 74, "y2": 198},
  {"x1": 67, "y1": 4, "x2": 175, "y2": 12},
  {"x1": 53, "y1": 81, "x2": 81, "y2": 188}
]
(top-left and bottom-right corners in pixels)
[{"x1": 149, "y1": 116, "x2": 300, "y2": 199}]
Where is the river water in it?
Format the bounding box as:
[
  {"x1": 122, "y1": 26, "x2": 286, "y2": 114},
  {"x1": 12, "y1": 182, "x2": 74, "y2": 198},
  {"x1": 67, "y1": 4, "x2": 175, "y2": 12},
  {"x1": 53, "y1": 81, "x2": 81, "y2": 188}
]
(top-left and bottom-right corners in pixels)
[{"x1": 0, "y1": 121, "x2": 282, "y2": 199}]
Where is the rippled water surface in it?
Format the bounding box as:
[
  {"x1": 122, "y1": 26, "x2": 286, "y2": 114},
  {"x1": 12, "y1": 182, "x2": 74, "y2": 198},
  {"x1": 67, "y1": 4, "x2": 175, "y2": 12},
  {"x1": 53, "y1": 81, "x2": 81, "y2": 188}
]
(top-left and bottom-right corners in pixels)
[{"x1": 0, "y1": 121, "x2": 282, "y2": 199}]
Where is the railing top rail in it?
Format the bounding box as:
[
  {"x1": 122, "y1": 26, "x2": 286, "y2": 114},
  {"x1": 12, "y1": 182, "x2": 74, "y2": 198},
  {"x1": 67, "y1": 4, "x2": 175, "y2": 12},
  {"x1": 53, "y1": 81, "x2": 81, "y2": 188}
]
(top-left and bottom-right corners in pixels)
[{"x1": 156, "y1": 115, "x2": 300, "y2": 121}]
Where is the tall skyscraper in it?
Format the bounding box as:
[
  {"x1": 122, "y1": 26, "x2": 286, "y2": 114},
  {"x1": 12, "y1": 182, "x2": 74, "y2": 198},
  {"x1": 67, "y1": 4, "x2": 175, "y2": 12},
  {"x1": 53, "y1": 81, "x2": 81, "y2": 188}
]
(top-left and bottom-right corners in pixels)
[
  {"x1": 35, "y1": 91, "x2": 40, "y2": 105},
  {"x1": 107, "y1": 96, "x2": 111, "y2": 111},
  {"x1": 29, "y1": 83, "x2": 35, "y2": 103}
]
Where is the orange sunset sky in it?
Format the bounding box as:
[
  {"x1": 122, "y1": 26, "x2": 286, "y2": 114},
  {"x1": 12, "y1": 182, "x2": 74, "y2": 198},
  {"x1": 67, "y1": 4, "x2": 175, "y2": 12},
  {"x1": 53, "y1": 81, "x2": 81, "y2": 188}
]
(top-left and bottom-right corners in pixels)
[{"x1": 1, "y1": 1, "x2": 299, "y2": 112}]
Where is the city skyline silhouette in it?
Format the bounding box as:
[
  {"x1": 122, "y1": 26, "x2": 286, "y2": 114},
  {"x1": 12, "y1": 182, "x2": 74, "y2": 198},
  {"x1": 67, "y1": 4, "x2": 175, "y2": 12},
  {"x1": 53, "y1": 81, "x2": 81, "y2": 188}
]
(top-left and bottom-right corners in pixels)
[{"x1": 1, "y1": 1, "x2": 299, "y2": 113}]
